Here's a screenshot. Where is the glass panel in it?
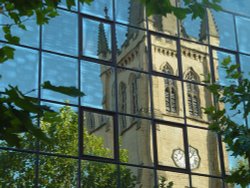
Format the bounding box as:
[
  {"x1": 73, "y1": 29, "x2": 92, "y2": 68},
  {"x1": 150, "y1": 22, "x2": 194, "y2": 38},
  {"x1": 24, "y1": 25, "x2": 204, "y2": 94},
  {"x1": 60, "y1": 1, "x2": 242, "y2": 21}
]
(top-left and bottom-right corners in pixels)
[
  {"x1": 148, "y1": 14, "x2": 178, "y2": 36},
  {"x1": 43, "y1": 10, "x2": 78, "y2": 56},
  {"x1": 0, "y1": 15, "x2": 39, "y2": 47},
  {"x1": 39, "y1": 155, "x2": 78, "y2": 187},
  {"x1": 180, "y1": 14, "x2": 206, "y2": 43},
  {"x1": 157, "y1": 170, "x2": 190, "y2": 187},
  {"x1": 120, "y1": 165, "x2": 154, "y2": 188},
  {"x1": 213, "y1": 50, "x2": 237, "y2": 86},
  {"x1": 82, "y1": 18, "x2": 112, "y2": 61},
  {"x1": 81, "y1": 161, "x2": 117, "y2": 187},
  {"x1": 81, "y1": 0, "x2": 113, "y2": 19},
  {"x1": 117, "y1": 68, "x2": 151, "y2": 117},
  {"x1": 240, "y1": 54, "x2": 250, "y2": 79},
  {"x1": 58, "y1": 0, "x2": 77, "y2": 10},
  {"x1": 0, "y1": 45, "x2": 39, "y2": 98},
  {"x1": 223, "y1": 102, "x2": 245, "y2": 126},
  {"x1": 148, "y1": 0, "x2": 177, "y2": 35},
  {"x1": 151, "y1": 35, "x2": 179, "y2": 75},
  {"x1": 192, "y1": 175, "x2": 223, "y2": 188},
  {"x1": 181, "y1": 40, "x2": 210, "y2": 82},
  {"x1": 152, "y1": 76, "x2": 184, "y2": 123},
  {"x1": 220, "y1": 0, "x2": 250, "y2": 17},
  {"x1": 236, "y1": 16, "x2": 250, "y2": 54},
  {"x1": 0, "y1": 150, "x2": 35, "y2": 187},
  {"x1": 41, "y1": 52, "x2": 78, "y2": 104},
  {"x1": 157, "y1": 124, "x2": 185, "y2": 168},
  {"x1": 225, "y1": 148, "x2": 249, "y2": 178},
  {"x1": 184, "y1": 83, "x2": 212, "y2": 127},
  {"x1": 83, "y1": 111, "x2": 114, "y2": 159},
  {"x1": 81, "y1": 61, "x2": 115, "y2": 111},
  {"x1": 240, "y1": 55, "x2": 250, "y2": 126},
  {"x1": 210, "y1": 10, "x2": 236, "y2": 50},
  {"x1": 119, "y1": 116, "x2": 153, "y2": 166},
  {"x1": 116, "y1": 24, "x2": 148, "y2": 71},
  {"x1": 115, "y1": 0, "x2": 146, "y2": 29},
  {"x1": 40, "y1": 103, "x2": 78, "y2": 156},
  {"x1": 188, "y1": 127, "x2": 221, "y2": 176}
]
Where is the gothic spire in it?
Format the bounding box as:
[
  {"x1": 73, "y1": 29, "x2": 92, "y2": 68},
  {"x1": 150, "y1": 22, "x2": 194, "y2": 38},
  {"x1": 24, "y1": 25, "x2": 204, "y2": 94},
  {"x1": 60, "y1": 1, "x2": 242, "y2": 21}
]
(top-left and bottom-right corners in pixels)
[
  {"x1": 97, "y1": 7, "x2": 109, "y2": 57},
  {"x1": 199, "y1": 9, "x2": 219, "y2": 43}
]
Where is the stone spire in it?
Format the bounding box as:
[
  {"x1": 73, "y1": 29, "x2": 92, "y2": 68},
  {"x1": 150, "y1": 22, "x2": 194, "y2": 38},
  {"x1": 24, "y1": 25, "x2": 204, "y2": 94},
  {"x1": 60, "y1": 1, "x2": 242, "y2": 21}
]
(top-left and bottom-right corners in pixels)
[
  {"x1": 126, "y1": 0, "x2": 144, "y2": 38},
  {"x1": 199, "y1": 9, "x2": 219, "y2": 44},
  {"x1": 97, "y1": 6, "x2": 110, "y2": 57}
]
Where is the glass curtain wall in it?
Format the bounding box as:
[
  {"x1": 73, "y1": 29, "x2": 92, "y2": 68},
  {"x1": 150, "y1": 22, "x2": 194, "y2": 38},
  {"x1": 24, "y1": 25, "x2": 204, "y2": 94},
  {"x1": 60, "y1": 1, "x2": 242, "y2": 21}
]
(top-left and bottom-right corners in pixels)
[{"x1": 0, "y1": 0, "x2": 249, "y2": 187}]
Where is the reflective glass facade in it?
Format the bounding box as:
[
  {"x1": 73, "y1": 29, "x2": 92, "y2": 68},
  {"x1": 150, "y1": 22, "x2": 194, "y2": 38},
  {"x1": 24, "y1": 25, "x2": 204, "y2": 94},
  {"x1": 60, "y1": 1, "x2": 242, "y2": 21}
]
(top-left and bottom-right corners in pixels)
[{"x1": 1, "y1": 0, "x2": 250, "y2": 187}]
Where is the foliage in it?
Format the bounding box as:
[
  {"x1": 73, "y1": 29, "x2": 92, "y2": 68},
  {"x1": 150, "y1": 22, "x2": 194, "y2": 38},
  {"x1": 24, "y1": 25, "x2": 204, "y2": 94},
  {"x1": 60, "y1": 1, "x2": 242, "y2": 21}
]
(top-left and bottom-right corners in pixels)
[
  {"x1": 204, "y1": 57, "x2": 250, "y2": 187},
  {"x1": 158, "y1": 176, "x2": 174, "y2": 188},
  {"x1": 0, "y1": 0, "x2": 223, "y2": 145},
  {"x1": 0, "y1": 106, "x2": 137, "y2": 187},
  {"x1": 0, "y1": 0, "x2": 87, "y2": 146}
]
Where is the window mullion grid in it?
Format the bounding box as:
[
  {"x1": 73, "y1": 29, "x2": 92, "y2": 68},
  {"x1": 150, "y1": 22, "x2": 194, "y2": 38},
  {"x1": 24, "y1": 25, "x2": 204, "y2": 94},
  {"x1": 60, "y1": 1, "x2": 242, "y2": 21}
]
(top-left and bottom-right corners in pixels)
[
  {"x1": 176, "y1": 37, "x2": 193, "y2": 187},
  {"x1": 146, "y1": 21, "x2": 159, "y2": 187},
  {"x1": 77, "y1": 1, "x2": 83, "y2": 187},
  {"x1": 209, "y1": 46, "x2": 226, "y2": 185},
  {"x1": 111, "y1": 0, "x2": 121, "y2": 185}
]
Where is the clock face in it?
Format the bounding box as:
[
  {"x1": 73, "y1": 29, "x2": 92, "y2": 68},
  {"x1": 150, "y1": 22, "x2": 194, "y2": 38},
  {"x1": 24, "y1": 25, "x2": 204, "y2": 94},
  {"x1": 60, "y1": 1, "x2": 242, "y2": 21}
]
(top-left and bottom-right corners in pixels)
[{"x1": 172, "y1": 146, "x2": 200, "y2": 170}]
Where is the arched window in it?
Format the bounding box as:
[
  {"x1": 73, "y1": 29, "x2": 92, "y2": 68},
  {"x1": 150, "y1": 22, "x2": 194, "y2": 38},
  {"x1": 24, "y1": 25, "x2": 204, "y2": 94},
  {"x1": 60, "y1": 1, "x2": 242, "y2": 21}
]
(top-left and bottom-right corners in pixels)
[
  {"x1": 130, "y1": 74, "x2": 138, "y2": 115},
  {"x1": 162, "y1": 63, "x2": 177, "y2": 113},
  {"x1": 119, "y1": 82, "x2": 127, "y2": 128},
  {"x1": 185, "y1": 69, "x2": 201, "y2": 117}
]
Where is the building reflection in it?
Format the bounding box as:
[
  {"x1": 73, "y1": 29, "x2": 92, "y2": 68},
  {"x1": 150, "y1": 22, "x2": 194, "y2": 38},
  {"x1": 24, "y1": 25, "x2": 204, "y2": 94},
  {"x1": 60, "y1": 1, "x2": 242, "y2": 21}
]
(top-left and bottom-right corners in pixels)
[{"x1": 84, "y1": 1, "x2": 230, "y2": 187}]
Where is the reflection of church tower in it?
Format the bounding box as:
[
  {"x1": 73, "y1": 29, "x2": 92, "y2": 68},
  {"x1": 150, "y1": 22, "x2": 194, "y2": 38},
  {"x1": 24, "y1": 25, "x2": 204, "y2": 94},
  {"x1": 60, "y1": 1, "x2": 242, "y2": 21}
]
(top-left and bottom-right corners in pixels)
[{"x1": 95, "y1": 2, "x2": 227, "y2": 187}]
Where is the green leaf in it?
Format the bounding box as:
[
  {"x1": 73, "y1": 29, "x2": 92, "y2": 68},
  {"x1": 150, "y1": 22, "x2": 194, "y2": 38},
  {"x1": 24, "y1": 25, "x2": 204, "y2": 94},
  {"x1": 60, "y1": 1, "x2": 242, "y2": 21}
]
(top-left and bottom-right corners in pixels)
[
  {"x1": 42, "y1": 81, "x2": 85, "y2": 97},
  {"x1": 0, "y1": 46, "x2": 15, "y2": 63}
]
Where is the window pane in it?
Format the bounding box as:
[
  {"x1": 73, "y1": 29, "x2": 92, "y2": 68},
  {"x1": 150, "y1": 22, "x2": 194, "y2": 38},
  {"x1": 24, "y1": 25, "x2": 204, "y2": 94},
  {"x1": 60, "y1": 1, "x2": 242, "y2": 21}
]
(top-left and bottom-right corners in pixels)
[
  {"x1": 157, "y1": 124, "x2": 185, "y2": 168},
  {"x1": 188, "y1": 127, "x2": 221, "y2": 176},
  {"x1": 224, "y1": 143, "x2": 249, "y2": 179},
  {"x1": 192, "y1": 175, "x2": 223, "y2": 188},
  {"x1": 117, "y1": 68, "x2": 151, "y2": 117},
  {"x1": 81, "y1": 61, "x2": 115, "y2": 111},
  {"x1": 0, "y1": 150, "x2": 36, "y2": 187},
  {"x1": 41, "y1": 52, "x2": 78, "y2": 104},
  {"x1": 184, "y1": 83, "x2": 212, "y2": 127},
  {"x1": 82, "y1": 18, "x2": 112, "y2": 61},
  {"x1": 181, "y1": 40, "x2": 210, "y2": 81},
  {"x1": 180, "y1": 14, "x2": 206, "y2": 43},
  {"x1": 81, "y1": 0, "x2": 113, "y2": 19},
  {"x1": 120, "y1": 165, "x2": 155, "y2": 188},
  {"x1": 220, "y1": 0, "x2": 250, "y2": 17},
  {"x1": 116, "y1": 24, "x2": 149, "y2": 71},
  {"x1": 81, "y1": 161, "x2": 117, "y2": 187},
  {"x1": 157, "y1": 170, "x2": 190, "y2": 187},
  {"x1": 240, "y1": 54, "x2": 250, "y2": 79},
  {"x1": 115, "y1": 0, "x2": 146, "y2": 29},
  {"x1": 40, "y1": 103, "x2": 78, "y2": 156},
  {"x1": 58, "y1": 0, "x2": 77, "y2": 10},
  {"x1": 0, "y1": 45, "x2": 39, "y2": 98},
  {"x1": 210, "y1": 11, "x2": 236, "y2": 50},
  {"x1": 39, "y1": 155, "x2": 78, "y2": 187},
  {"x1": 213, "y1": 50, "x2": 237, "y2": 86},
  {"x1": 236, "y1": 16, "x2": 250, "y2": 54},
  {"x1": 83, "y1": 111, "x2": 114, "y2": 159},
  {"x1": 119, "y1": 116, "x2": 153, "y2": 166},
  {"x1": 151, "y1": 35, "x2": 179, "y2": 76},
  {"x1": 43, "y1": 10, "x2": 78, "y2": 56},
  {"x1": 0, "y1": 15, "x2": 39, "y2": 47},
  {"x1": 148, "y1": 0, "x2": 177, "y2": 35},
  {"x1": 152, "y1": 76, "x2": 184, "y2": 123}
]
